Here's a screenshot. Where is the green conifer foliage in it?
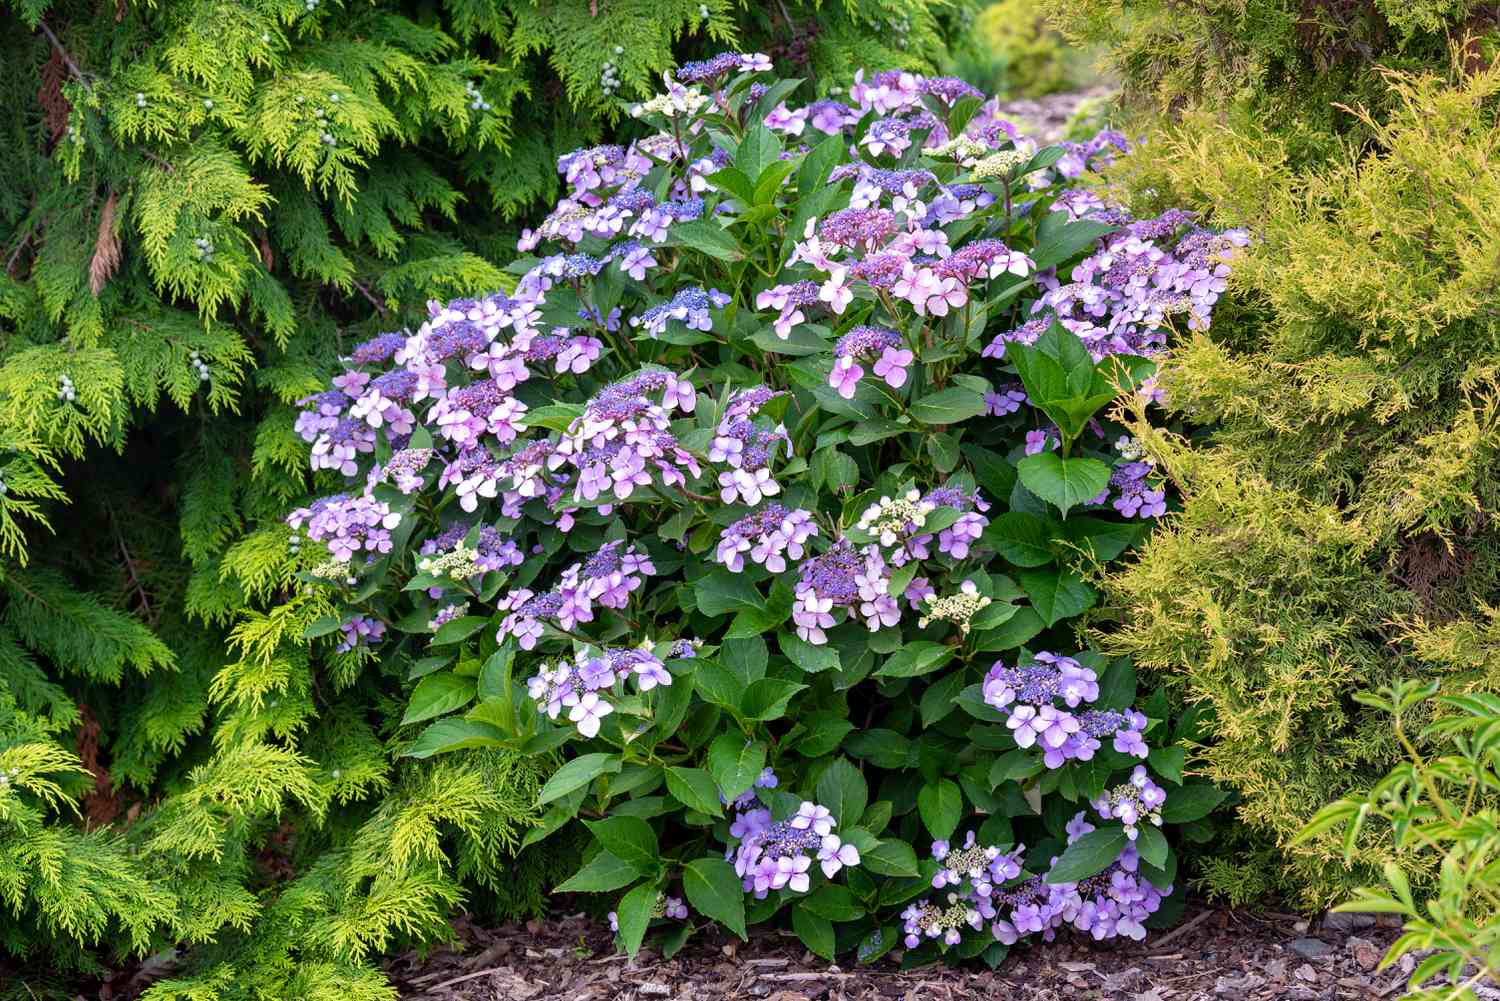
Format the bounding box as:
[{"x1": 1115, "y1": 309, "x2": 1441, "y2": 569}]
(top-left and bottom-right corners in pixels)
[
  {"x1": 0, "y1": 0, "x2": 977, "y2": 991},
  {"x1": 1078, "y1": 50, "x2": 1500, "y2": 903},
  {"x1": 1044, "y1": 0, "x2": 1496, "y2": 161}
]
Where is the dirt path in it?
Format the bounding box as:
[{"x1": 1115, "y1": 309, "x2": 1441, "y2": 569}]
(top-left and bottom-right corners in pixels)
[
  {"x1": 995, "y1": 84, "x2": 1117, "y2": 142},
  {"x1": 387, "y1": 906, "x2": 1408, "y2": 1001}
]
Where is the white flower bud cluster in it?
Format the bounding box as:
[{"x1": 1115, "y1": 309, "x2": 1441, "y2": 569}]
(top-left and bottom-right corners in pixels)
[
  {"x1": 288, "y1": 532, "x2": 302, "y2": 556},
  {"x1": 1114, "y1": 435, "x2": 1148, "y2": 461},
  {"x1": 309, "y1": 557, "x2": 352, "y2": 584},
  {"x1": 303, "y1": 0, "x2": 318, "y2": 11},
  {"x1": 698, "y1": 3, "x2": 710, "y2": 18},
  {"x1": 917, "y1": 580, "x2": 992, "y2": 635},
  {"x1": 188, "y1": 349, "x2": 211, "y2": 383},
  {"x1": 929, "y1": 135, "x2": 991, "y2": 164},
  {"x1": 857, "y1": 489, "x2": 934, "y2": 546},
  {"x1": 135, "y1": 92, "x2": 147, "y2": 108},
  {"x1": 465, "y1": 80, "x2": 493, "y2": 112},
  {"x1": 203, "y1": 98, "x2": 214, "y2": 110},
  {"x1": 417, "y1": 545, "x2": 482, "y2": 579},
  {"x1": 973, "y1": 150, "x2": 1029, "y2": 180},
  {"x1": 0, "y1": 766, "x2": 20, "y2": 788},
  {"x1": 632, "y1": 82, "x2": 709, "y2": 119},
  {"x1": 56, "y1": 375, "x2": 76, "y2": 403},
  {"x1": 194, "y1": 237, "x2": 215, "y2": 262}
]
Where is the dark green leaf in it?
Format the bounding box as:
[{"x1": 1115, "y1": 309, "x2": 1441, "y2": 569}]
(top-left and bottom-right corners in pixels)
[
  {"x1": 810, "y1": 447, "x2": 859, "y2": 493},
  {"x1": 857, "y1": 926, "x2": 898, "y2": 964},
  {"x1": 1045, "y1": 826, "x2": 1128, "y2": 884},
  {"x1": 585, "y1": 816, "x2": 659, "y2": 874},
  {"x1": 722, "y1": 636, "x2": 768, "y2": 685},
  {"x1": 555, "y1": 852, "x2": 638, "y2": 893},
  {"x1": 918, "y1": 669, "x2": 968, "y2": 728},
  {"x1": 780, "y1": 632, "x2": 840, "y2": 673},
  {"x1": 1031, "y1": 216, "x2": 1117, "y2": 271},
  {"x1": 956, "y1": 684, "x2": 1009, "y2": 723},
  {"x1": 668, "y1": 219, "x2": 744, "y2": 262},
  {"x1": 1061, "y1": 518, "x2": 1148, "y2": 561},
  {"x1": 665, "y1": 766, "x2": 725, "y2": 818},
  {"x1": 1147, "y1": 747, "x2": 1186, "y2": 784},
  {"x1": 735, "y1": 123, "x2": 783, "y2": 180},
  {"x1": 477, "y1": 646, "x2": 514, "y2": 702},
  {"x1": 926, "y1": 432, "x2": 962, "y2": 473},
  {"x1": 683, "y1": 858, "x2": 748, "y2": 938},
  {"x1": 910, "y1": 387, "x2": 988, "y2": 425},
  {"x1": 875, "y1": 641, "x2": 953, "y2": 679},
  {"x1": 402, "y1": 717, "x2": 505, "y2": 758},
  {"x1": 790, "y1": 712, "x2": 855, "y2": 757},
  {"x1": 303, "y1": 615, "x2": 341, "y2": 639},
  {"x1": 862, "y1": 839, "x2": 920, "y2": 877},
  {"x1": 524, "y1": 403, "x2": 585, "y2": 431},
  {"x1": 538, "y1": 753, "x2": 622, "y2": 805},
  {"x1": 816, "y1": 758, "x2": 869, "y2": 827},
  {"x1": 401, "y1": 672, "x2": 477, "y2": 725},
  {"x1": 917, "y1": 779, "x2": 963, "y2": 840},
  {"x1": 740, "y1": 678, "x2": 806, "y2": 721},
  {"x1": 801, "y1": 884, "x2": 864, "y2": 921},
  {"x1": 1161, "y1": 784, "x2": 1230, "y2": 823},
  {"x1": 797, "y1": 134, "x2": 844, "y2": 199},
  {"x1": 694, "y1": 660, "x2": 744, "y2": 710},
  {"x1": 694, "y1": 571, "x2": 766, "y2": 617},
  {"x1": 614, "y1": 882, "x2": 658, "y2": 958},
  {"x1": 431, "y1": 614, "x2": 489, "y2": 645},
  {"x1": 791, "y1": 905, "x2": 836, "y2": 960},
  {"x1": 848, "y1": 418, "x2": 909, "y2": 446},
  {"x1": 1016, "y1": 453, "x2": 1111, "y2": 517},
  {"x1": 752, "y1": 158, "x2": 798, "y2": 205},
  {"x1": 1136, "y1": 824, "x2": 1169, "y2": 869},
  {"x1": 987, "y1": 511, "x2": 1056, "y2": 567},
  {"x1": 707, "y1": 734, "x2": 766, "y2": 801},
  {"x1": 706, "y1": 166, "x2": 756, "y2": 203},
  {"x1": 1017, "y1": 567, "x2": 1097, "y2": 627},
  {"x1": 843, "y1": 729, "x2": 912, "y2": 768},
  {"x1": 1096, "y1": 659, "x2": 1137, "y2": 710},
  {"x1": 974, "y1": 606, "x2": 1045, "y2": 651},
  {"x1": 946, "y1": 94, "x2": 984, "y2": 135}
]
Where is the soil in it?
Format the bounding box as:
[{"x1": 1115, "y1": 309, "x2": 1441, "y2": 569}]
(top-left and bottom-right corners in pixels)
[{"x1": 387, "y1": 906, "x2": 1412, "y2": 1001}]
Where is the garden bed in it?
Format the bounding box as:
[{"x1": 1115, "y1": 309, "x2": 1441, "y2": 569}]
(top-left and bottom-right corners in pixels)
[{"x1": 388, "y1": 908, "x2": 1406, "y2": 1001}]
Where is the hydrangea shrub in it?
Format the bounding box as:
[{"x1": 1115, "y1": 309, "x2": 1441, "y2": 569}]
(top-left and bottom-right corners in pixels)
[{"x1": 287, "y1": 57, "x2": 1245, "y2": 964}]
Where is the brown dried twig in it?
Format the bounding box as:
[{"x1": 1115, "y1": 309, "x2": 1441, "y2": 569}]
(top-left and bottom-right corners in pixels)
[{"x1": 36, "y1": 21, "x2": 94, "y2": 97}]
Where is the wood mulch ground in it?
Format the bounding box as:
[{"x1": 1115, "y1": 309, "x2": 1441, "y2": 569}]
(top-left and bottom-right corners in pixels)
[{"x1": 387, "y1": 906, "x2": 1413, "y2": 1001}]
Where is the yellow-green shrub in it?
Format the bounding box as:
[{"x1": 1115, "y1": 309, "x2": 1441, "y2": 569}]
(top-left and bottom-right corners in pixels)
[{"x1": 1093, "y1": 64, "x2": 1500, "y2": 905}]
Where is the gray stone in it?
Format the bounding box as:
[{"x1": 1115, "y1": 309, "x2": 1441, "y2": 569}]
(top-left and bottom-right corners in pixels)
[
  {"x1": 1215, "y1": 972, "x2": 1266, "y2": 994},
  {"x1": 1322, "y1": 911, "x2": 1377, "y2": 934},
  {"x1": 1287, "y1": 937, "x2": 1335, "y2": 960}
]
